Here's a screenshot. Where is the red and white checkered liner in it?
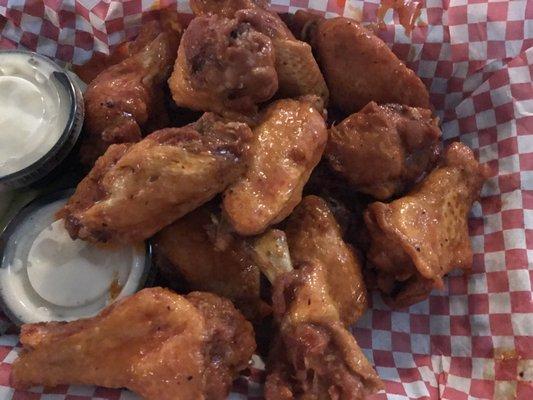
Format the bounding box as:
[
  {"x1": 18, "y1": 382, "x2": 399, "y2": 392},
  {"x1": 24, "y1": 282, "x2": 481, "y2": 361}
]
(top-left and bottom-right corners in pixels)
[{"x1": 1, "y1": 0, "x2": 532, "y2": 399}]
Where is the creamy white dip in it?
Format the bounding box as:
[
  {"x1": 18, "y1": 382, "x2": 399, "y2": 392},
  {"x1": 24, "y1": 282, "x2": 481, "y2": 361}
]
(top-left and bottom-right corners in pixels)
[
  {"x1": 0, "y1": 198, "x2": 147, "y2": 324},
  {"x1": 0, "y1": 52, "x2": 70, "y2": 177}
]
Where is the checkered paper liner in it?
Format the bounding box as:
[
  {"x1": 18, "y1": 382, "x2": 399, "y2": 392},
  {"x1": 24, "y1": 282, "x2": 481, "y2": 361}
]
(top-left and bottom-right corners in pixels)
[{"x1": 0, "y1": 0, "x2": 532, "y2": 399}]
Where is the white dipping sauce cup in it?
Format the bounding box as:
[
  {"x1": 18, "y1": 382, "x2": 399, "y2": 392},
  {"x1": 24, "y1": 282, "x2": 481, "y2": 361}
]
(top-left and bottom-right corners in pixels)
[
  {"x1": 0, "y1": 190, "x2": 152, "y2": 325},
  {"x1": 0, "y1": 50, "x2": 84, "y2": 190}
]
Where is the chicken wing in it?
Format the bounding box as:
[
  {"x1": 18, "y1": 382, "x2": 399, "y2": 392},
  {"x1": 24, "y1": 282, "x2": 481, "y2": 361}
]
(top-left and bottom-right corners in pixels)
[
  {"x1": 285, "y1": 196, "x2": 367, "y2": 325},
  {"x1": 291, "y1": 11, "x2": 430, "y2": 114},
  {"x1": 168, "y1": 13, "x2": 278, "y2": 117},
  {"x1": 169, "y1": 4, "x2": 327, "y2": 117},
  {"x1": 74, "y1": 17, "x2": 171, "y2": 84},
  {"x1": 326, "y1": 102, "x2": 441, "y2": 200},
  {"x1": 236, "y1": 8, "x2": 329, "y2": 103},
  {"x1": 11, "y1": 288, "x2": 256, "y2": 400},
  {"x1": 264, "y1": 263, "x2": 382, "y2": 400},
  {"x1": 364, "y1": 142, "x2": 490, "y2": 308},
  {"x1": 80, "y1": 18, "x2": 181, "y2": 165},
  {"x1": 153, "y1": 205, "x2": 270, "y2": 323},
  {"x1": 249, "y1": 231, "x2": 381, "y2": 399},
  {"x1": 222, "y1": 97, "x2": 328, "y2": 235},
  {"x1": 60, "y1": 113, "x2": 253, "y2": 244},
  {"x1": 189, "y1": 0, "x2": 329, "y2": 104}
]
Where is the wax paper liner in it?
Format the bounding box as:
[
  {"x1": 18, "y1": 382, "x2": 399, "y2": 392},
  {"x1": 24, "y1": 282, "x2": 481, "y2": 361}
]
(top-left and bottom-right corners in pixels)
[{"x1": 0, "y1": 0, "x2": 532, "y2": 399}]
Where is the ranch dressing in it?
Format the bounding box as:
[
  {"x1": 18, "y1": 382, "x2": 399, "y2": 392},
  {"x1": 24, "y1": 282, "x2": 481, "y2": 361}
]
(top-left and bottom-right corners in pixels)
[
  {"x1": 0, "y1": 52, "x2": 70, "y2": 177},
  {"x1": 0, "y1": 196, "x2": 148, "y2": 324}
]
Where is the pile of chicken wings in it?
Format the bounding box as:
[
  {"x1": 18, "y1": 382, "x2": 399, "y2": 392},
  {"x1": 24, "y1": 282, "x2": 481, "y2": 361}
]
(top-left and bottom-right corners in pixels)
[{"x1": 11, "y1": 2, "x2": 490, "y2": 399}]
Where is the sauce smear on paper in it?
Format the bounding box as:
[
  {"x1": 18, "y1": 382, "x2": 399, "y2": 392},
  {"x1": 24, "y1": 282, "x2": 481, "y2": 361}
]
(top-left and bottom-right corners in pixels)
[{"x1": 377, "y1": 0, "x2": 423, "y2": 34}]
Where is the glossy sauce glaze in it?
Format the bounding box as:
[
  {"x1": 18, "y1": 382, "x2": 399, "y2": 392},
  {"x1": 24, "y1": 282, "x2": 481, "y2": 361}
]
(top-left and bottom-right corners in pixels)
[{"x1": 377, "y1": 0, "x2": 423, "y2": 34}]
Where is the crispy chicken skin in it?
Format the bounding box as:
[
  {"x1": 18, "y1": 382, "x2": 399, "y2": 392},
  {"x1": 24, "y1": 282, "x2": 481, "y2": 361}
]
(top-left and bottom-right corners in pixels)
[
  {"x1": 285, "y1": 196, "x2": 367, "y2": 325},
  {"x1": 292, "y1": 11, "x2": 430, "y2": 114},
  {"x1": 265, "y1": 263, "x2": 383, "y2": 400},
  {"x1": 80, "y1": 20, "x2": 181, "y2": 165},
  {"x1": 11, "y1": 288, "x2": 256, "y2": 400},
  {"x1": 365, "y1": 142, "x2": 490, "y2": 308},
  {"x1": 169, "y1": 13, "x2": 278, "y2": 116},
  {"x1": 326, "y1": 102, "x2": 441, "y2": 200},
  {"x1": 223, "y1": 98, "x2": 328, "y2": 235},
  {"x1": 153, "y1": 205, "x2": 270, "y2": 323},
  {"x1": 60, "y1": 114, "x2": 253, "y2": 244}
]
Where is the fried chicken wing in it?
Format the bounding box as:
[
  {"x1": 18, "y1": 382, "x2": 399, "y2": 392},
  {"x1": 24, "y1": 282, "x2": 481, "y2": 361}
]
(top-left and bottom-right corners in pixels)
[
  {"x1": 189, "y1": 0, "x2": 328, "y2": 104},
  {"x1": 60, "y1": 114, "x2": 253, "y2": 244},
  {"x1": 80, "y1": 19, "x2": 181, "y2": 165},
  {"x1": 153, "y1": 205, "x2": 270, "y2": 323},
  {"x1": 364, "y1": 142, "x2": 490, "y2": 308},
  {"x1": 11, "y1": 288, "x2": 256, "y2": 400},
  {"x1": 236, "y1": 8, "x2": 329, "y2": 103},
  {"x1": 264, "y1": 263, "x2": 382, "y2": 400},
  {"x1": 169, "y1": 4, "x2": 327, "y2": 117},
  {"x1": 326, "y1": 102, "x2": 441, "y2": 200},
  {"x1": 285, "y1": 196, "x2": 367, "y2": 325},
  {"x1": 292, "y1": 11, "x2": 430, "y2": 114},
  {"x1": 249, "y1": 231, "x2": 381, "y2": 399},
  {"x1": 74, "y1": 18, "x2": 172, "y2": 84},
  {"x1": 222, "y1": 98, "x2": 328, "y2": 235},
  {"x1": 169, "y1": 13, "x2": 278, "y2": 116}
]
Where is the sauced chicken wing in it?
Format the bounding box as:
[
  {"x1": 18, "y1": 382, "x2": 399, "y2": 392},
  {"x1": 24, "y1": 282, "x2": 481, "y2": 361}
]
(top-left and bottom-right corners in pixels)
[
  {"x1": 169, "y1": 3, "x2": 327, "y2": 117},
  {"x1": 74, "y1": 16, "x2": 177, "y2": 84},
  {"x1": 190, "y1": 0, "x2": 329, "y2": 103},
  {"x1": 264, "y1": 263, "x2": 382, "y2": 400},
  {"x1": 11, "y1": 288, "x2": 256, "y2": 400},
  {"x1": 364, "y1": 142, "x2": 490, "y2": 308},
  {"x1": 169, "y1": 13, "x2": 278, "y2": 116},
  {"x1": 223, "y1": 98, "x2": 328, "y2": 235},
  {"x1": 326, "y1": 102, "x2": 441, "y2": 200},
  {"x1": 153, "y1": 205, "x2": 270, "y2": 323},
  {"x1": 60, "y1": 114, "x2": 252, "y2": 244},
  {"x1": 285, "y1": 196, "x2": 367, "y2": 325},
  {"x1": 291, "y1": 11, "x2": 430, "y2": 114},
  {"x1": 236, "y1": 8, "x2": 329, "y2": 103},
  {"x1": 80, "y1": 19, "x2": 181, "y2": 165}
]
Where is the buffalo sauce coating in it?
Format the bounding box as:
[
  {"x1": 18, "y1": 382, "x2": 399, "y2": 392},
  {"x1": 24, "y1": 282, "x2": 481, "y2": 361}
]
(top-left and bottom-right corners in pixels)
[
  {"x1": 364, "y1": 142, "x2": 490, "y2": 308},
  {"x1": 377, "y1": 0, "x2": 423, "y2": 34},
  {"x1": 222, "y1": 98, "x2": 327, "y2": 235},
  {"x1": 326, "y1": 102, "x2": 441, "y2": 200},
  {"x1": 11, "y1": 288, "x2": 256, "y2": 400},
  {"x1": 285, "y1": 195, "x2": 368, "y2": 325}
]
